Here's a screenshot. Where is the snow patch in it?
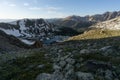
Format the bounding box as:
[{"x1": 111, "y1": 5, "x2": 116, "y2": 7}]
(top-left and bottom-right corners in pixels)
[
  {"x1": 0, "y1": 28, "x2": 21, "y2": 37},
  {"x1": 20, "y1": 39, "x2": 35, "y2": 45},
  {"x1": 19, "y1": 20, "x2": 26, "y2": 31}
]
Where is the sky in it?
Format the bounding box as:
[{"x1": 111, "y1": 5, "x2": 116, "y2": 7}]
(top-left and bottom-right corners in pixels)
[{"x1": 0, "y1": 0, "x2": 120, "y2": 19}]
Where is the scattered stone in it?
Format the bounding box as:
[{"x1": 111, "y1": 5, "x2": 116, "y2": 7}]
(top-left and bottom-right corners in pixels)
[
  {"x1": 66, "y1": 58, "x2": 75, "y2": 65},
  {"x1": 100, "y1": 46, "x2": 112, "y2": 52},
  {"x1": 36, "y1": 73, "x2": 51, "y2": 80},
  {"x1": 76, "y1": 72, "x2": 94, "y2": 80},
  {"x1": 105, "y1": 70, "x2": 113, "y2": 80},
  {"x1": 75, "y1": 63, "x2": 81, "y2": 68},
  {"x1": 37, "y1": 64, "x2": 45, "y2": 69},
  {"x1": 52, "y1": 71, "x2": 65, "y2": 80},
  {"x1": 53, "y1": 64, "x2": 61, "y2": 71},
  {"x1": 58, "y1": 49, "x2": 63, "y2": 53},
  {"x1": 65, "y1": 69, "x2": 76, "y2": 80},
  {"x1": 59, "y1": 61, "x2": 66, "y2": 68},
  {"x1": 81, "y1": 60, "x2": 113, "y2": 73},
  {"x1": 64, "y1": 64, "x2": 74, "y2": 71},
  {"x1": 80, "y1": 49, "x2": 91, "y2": 54}
]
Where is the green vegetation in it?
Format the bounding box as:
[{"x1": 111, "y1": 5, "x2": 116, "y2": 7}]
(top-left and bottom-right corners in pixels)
[
  {"x1": 74, "y1": 53, "x2": 110, "y2": 63},
  {"x1": 69, "y1": 29, "x2": 120, "y2": 40},
  {"x1": 63, "y1": 47, "x2": 75, "y2": 52},
  {"x1": 74, "y1": 52, "x2": 120, "y2": 72},
  {"x1": 0, "y1": 50, "x2": 53, "y2": 80}
]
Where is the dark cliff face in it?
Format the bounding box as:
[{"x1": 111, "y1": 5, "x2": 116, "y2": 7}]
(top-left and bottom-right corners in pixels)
[{"x1": 0, "y1": 30, "x2": 30, "y2": 52}]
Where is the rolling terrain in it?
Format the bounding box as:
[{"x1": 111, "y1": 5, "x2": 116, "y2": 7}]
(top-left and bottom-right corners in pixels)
[{"x1": 0, "y1": 11, "x2": 120, "y2": 80}]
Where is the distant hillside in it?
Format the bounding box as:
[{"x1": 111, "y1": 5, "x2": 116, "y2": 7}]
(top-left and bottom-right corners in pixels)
[
  {"x1": 48, "y1": 11, "x2": 120, "y2": 30},
  {"x1": 90, "y1": 16, "x2": 120, "y2": 30},
  {"x1": 0, "y1": 19, "x2": 76, "y2": 45},
  {"x1": 69, "y1": 29, "x2": 120, "y2": 41}
]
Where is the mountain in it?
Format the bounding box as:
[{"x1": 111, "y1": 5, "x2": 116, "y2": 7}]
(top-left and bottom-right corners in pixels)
[
  {"x1": 0, "y1": 12, "x2": 120, "y2": 80},
  {"x1": 48, "y1": 11, "x2": 120, "y2": 30},
  {"x1": 90, "y1": 11, "x2": 120, "y2": 22},
  {"x1": 0, "y1": 30, "x2": 30, "y2": 53},
  {"x1": 68, "y1": 17, "x2": 120, "y2": 40},
  {"x1": 0, "y1": 19, "x2": 73, "y2": 45},
  {"x1": 0, "y1": 19, "x2": 54, "y2": 39},
  {"x1": 48, "y1": 15, "x2": 94, "y2": 30},
  {"x1": 63, "y1": 11, "x2": 120, "y2": 22},
  {"x1": 90, "y1": 16, "x2": 120, "y2": 30}
]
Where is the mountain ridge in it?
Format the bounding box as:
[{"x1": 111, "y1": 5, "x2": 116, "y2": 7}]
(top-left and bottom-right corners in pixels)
[
  {"x1": 48, "y1": 11, "x2": 120, "y2": 30},
  {"x1": 90, "y1": 16, "x2": 120, "y2": 30}
]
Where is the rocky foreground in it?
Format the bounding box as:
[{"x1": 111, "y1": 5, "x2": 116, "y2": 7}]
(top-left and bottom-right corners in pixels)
[
  {"x1": 1, "y1": 10, "x2": 120, "y2": 80},
  {"x1": 0, "y1": 34, "x2": 120, "y2": 80}
]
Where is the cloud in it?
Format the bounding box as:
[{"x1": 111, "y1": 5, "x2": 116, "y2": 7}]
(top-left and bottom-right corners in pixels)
[
  {"x1": 29, "y1": 7, "x2": 42, "y2": 10},
  {"x1": 46, "y1": 7, "x2": 60, "y2": 11},
  {"x1": 29, "y1": 6, "x2": 61, "y2": 12},
  {"x1": 9, "y1": 4, "x2": 16, "y2": 7},
  {"x1": 23, "y1": 3, "x2": 29, "y2": 6}
]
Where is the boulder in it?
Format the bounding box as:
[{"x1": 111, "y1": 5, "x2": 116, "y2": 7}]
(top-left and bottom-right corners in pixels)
[
  {"x1": 36, "y1": 73, "x2": 51, "y2": 80},
  {"x1": 100, "y1": 46, "x2": 112, "y2": 52},
  {"x1": 80, "y1": 49, "x2": 90, "y2": 54},
  {"x1": 32, "y1": 41, "x2": 43, "y2": 48},
  {"x1": 76, "y1": 72, "x2": 94, "y2": 80},
  {"x1": 105, "y1": 69, "x2": 113, "y2": 80}
]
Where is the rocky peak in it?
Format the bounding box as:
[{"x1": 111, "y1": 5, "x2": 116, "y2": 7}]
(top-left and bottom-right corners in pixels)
[
  {"x1": 64, "y1": 15, "x2": 82, "y2": 21},
  {"x1": 50, "y1": 11, "x2": 120, "y2": 30},
  {"x1": 90, "y1": 16, "x2": 120, "y2": 30},
  {"x1": 0, "y1": 18, "x2": 56, "y2": 45},
  {"x1": 90, "y1": 11, "x2": 120, "y2": 22}
]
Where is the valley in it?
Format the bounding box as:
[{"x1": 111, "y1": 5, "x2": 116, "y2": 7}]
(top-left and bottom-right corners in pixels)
[{"x1": 0, "y1": 11, "x2": 120, "y2": 80}]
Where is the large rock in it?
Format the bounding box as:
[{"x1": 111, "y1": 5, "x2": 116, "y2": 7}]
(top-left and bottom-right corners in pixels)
[
  {"x1": 52, "y1": 71, "x2": 65, "y2": 80},
  {"x1": 100, "y1": 46, "x2": 112, "y2": 52},
  {"x1": 80, "y1": 49, "x2": 90, "y2": 54},
  {"x1": 105, "y1": 69, "x2": 113, "y2": 80},
  {"x1": 100, "y1": 46, "x2": 120, "y2": 56},
  {"x1": 66, "y1": 58, "x2": 75, "y2": 65},
  {"x1": 32, "y1": 41, "x2": 43, "y2": 48},
  {"x1": 36, "y1": 73, "x2": 51, "y2": 80},
  {"x1": 36, "y1": 72, "x2": 65, "y2": 80},
  {"x1": 76, "y1": 72, "x2": 94, "y2": 80},
  {"x1": 59, "y1": 60, "x2": 66, "y2": 68}
]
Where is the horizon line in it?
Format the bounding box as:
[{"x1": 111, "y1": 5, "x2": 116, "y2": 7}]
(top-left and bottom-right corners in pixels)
[{"x1": 0, "y1": 10, "x2": 120, "y2": 19}]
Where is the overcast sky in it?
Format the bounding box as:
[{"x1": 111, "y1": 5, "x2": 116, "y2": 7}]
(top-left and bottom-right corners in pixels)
[{"x1": 0, "y1": 0, "x2": 120, "y2": 19}]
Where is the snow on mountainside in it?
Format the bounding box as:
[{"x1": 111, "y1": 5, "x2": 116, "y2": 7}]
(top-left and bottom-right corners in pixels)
[
  {"x1": 0, "y1": 19, "x2": 58, "y2": 45},
  {"x1": 90, "y1": 17, "x2": 120, "y2": 30}
]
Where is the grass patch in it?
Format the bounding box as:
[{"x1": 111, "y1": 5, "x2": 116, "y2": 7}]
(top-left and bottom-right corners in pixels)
[
  {"x1": 74, "y1": 52, "x2": 120, "y2": 72},
  {"x1": 69, "y1": 29, "x2": 120, "y2": 40},
  {"x1": 0, "y1": 51, "x2": 53, "y2": 80},
  {"x1": 63, "y1": 47, "x2": 74, "y2": 52},
  {"x1": 74, "y1": 53, "x2": 111, "y2": 62}
]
